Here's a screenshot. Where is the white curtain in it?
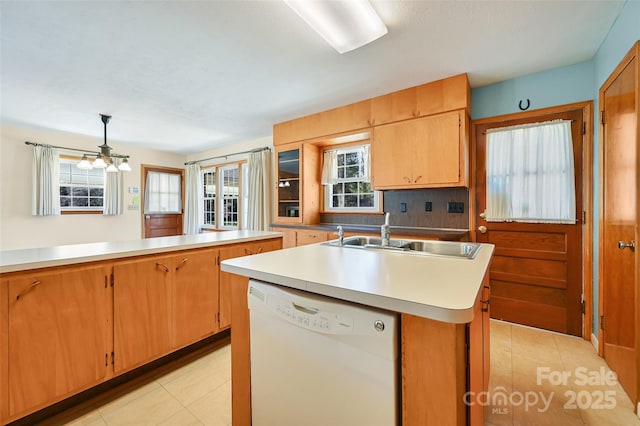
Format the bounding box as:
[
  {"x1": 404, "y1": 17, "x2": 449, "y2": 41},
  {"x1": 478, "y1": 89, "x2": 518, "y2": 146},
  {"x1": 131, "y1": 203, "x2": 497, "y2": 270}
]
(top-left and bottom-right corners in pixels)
[
  {"x1": 31, "y1": 145, "x2": 60, "y2": 216},
  {"x1": 321, "y1": 150, "x2": 338, "y2": 185},
  {"x1": 486, "y1": 119, "x2": 575, "y2": 224},
  {"x1": 103, "y1": 170, "x2": 123, "y2": 215},
  {"x1": 144, "y1": 171, "x2": 182, "y2": 213},
  {"x1": 183, "y1": 163, "x2": 202, "y2": 234},
  {"x1": 247, "y1": 149, "x2": 271, "y2": 230},
  {"x1": 361, "y1": 144, "x2": 371, "y2": 183}
]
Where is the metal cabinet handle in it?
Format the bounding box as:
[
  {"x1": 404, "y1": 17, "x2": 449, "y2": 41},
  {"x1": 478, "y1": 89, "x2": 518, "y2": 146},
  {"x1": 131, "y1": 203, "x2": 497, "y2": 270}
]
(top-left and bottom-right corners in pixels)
[
  {"x1": 155, "y1": 262, "x2": 169, "y2": 273},
  {"x1": 618, "y1": 240, "x2": 635, "y2": 251},
  {"x1": 256, "y1": 246, "x2": 264, "y2": 254},
  {"x1": 413, "y1": 175, "x2": 422, "y2": 183},
  {"x1": 16, "y1": 280, "x2": 41, "y2": 301},
  {"x1": 478, "y1": 225, "x2": 487, "y2": 234},
  {"x1": 175, "y1": 258, "x2": 189, "y2": 271},
  {"x1": 244, "y1": 248, "x2": 253, "y2": 255},
  {"x1": 403, "y1": 176, "x2": 411, "y2": 183}
]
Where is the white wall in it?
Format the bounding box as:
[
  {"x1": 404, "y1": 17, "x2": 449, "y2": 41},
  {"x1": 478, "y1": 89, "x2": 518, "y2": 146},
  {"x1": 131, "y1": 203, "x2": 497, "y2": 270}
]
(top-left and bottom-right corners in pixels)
[{"x1": 0, "y1": 122, "x2": 186, "y2": 250}]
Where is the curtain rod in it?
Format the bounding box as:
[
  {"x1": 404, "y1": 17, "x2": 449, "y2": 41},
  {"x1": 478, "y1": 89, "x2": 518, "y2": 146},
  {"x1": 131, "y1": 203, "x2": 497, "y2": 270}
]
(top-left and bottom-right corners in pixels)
[
  {"x1": 24, "y1": 141, "x2": 129, "y2": 158},
  {"x1": 185, "y1": 146, "x2": 271, "y2": 165}
]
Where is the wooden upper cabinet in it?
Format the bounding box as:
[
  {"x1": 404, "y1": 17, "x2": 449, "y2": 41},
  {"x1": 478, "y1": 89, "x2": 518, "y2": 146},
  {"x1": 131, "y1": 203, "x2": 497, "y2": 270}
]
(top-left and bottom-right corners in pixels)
[
  {"x1": 274, "y1": 101, "x2": 373, "y2": 146},
  {"x1": 372, "y1": 109, "x2": 468, "y2": 189},
  {"x1": 172, "y1": 248, "x2": 219, "y2": 349},
  {"x1": 274, "y1": 74, "x2": 470, "y2": 146},
  {"x1": 5, "y1": 264, "x2": 110, "y2": 419}
]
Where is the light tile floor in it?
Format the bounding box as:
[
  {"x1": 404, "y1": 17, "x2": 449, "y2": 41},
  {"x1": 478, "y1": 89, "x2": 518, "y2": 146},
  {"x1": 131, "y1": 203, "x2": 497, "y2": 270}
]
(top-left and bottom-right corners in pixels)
[
  {"x1": 40, "y1": 321, "x2": 639, "y2": 426},
  {"x1": 486, "y1": 320, "x2": 640, "y2": 426}
]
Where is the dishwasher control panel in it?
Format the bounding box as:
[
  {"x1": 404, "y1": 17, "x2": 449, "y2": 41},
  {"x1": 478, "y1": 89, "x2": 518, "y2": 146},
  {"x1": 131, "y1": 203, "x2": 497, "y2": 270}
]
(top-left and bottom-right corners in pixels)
[{"x1": 273, "y1": 295, "x2": 354, "y2": 334}]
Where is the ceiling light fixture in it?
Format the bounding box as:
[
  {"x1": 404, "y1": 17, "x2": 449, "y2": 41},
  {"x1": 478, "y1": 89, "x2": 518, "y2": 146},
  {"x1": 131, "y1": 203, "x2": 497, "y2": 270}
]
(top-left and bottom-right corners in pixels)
[
  {"x1": 283, "y1": 0, "x2": 388, "y2": 54},
  {"x1": 77, "y1": 114, "x2": 130, "y2": 172}
]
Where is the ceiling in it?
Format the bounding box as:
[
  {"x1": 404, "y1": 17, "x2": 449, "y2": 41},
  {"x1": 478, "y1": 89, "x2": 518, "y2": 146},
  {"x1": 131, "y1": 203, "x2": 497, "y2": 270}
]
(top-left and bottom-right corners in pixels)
[{"x1": 0, "y1": 0, "x2": 624, "y2": 154}]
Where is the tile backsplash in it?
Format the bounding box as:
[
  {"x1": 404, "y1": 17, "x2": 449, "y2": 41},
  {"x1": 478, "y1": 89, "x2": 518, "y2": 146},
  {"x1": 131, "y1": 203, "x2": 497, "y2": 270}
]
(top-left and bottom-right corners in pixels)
[{"x1": 321, "y1": 188, "x2": 470, "y2": 229}]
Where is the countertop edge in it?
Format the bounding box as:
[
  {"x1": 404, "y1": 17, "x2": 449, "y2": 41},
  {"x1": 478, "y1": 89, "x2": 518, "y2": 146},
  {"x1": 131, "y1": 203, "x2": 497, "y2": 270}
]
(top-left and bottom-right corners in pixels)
[
  {"x1": 0, "y1": 231, "x2": 282, "y2": 274},
  {"x1": 221, "y1": 260, "x2": 480, "y2": 324}
]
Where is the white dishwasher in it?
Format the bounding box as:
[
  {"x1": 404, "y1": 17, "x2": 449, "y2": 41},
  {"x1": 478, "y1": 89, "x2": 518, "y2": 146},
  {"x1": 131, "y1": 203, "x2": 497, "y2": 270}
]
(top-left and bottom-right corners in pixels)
[{"x1": 247, "y1": 279, "x2": 398, "y2": 426}]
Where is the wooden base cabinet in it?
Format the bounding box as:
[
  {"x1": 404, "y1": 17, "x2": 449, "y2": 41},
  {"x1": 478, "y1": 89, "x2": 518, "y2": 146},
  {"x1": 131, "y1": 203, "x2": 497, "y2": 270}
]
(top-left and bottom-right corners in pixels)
[
  {"x1": 2, "y1": 264, "x2": 111, "y2": 422},
  {"x1": 0, "y1": 237, "x2": 282, "y2": 424},
  {"x1": 113, "y1": 248, "x2": 220, "y2": 374},
  {"x1": 219, "y1": 239, "x2": 283, "y2": 329}
]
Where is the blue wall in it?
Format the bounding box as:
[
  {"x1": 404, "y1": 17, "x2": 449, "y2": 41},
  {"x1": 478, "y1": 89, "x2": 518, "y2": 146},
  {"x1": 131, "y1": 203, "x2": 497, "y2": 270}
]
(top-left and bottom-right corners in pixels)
[
  {"x1": 471, "y1": 60, "x2": 594, "y2": 120},
  {"x1": 470, "y1": 0, "x2": 640, "y2": 340}
]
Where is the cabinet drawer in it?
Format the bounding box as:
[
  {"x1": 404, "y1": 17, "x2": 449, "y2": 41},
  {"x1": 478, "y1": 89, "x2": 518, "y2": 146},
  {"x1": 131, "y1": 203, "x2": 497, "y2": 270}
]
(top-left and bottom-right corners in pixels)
[{"x1": 296, "y1": 230, "x2": 330, "y2": 246}]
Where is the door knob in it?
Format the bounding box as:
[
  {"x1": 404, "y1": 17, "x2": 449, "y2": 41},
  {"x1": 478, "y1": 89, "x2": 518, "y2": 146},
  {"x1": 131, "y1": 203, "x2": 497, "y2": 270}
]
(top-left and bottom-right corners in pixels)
[
  {"x1": 618, "y1": 240, "x2": 635, "y2": 251},
  {"x1": 478, "y1": 226, "x2": 487, "y2": 234}
]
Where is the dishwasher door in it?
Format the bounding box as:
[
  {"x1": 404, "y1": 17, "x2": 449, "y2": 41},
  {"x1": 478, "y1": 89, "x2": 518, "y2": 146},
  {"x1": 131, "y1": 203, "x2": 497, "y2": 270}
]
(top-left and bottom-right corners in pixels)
[{"x1": 248, "y1": 279, "x2": 398, "y2": 426}]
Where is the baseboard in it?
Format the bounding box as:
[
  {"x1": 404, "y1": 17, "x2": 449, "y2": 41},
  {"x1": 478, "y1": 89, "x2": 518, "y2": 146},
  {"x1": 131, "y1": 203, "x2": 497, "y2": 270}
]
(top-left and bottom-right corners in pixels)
[{"x1": 590, "y1": 332, "x2": 599, "y2": 353}]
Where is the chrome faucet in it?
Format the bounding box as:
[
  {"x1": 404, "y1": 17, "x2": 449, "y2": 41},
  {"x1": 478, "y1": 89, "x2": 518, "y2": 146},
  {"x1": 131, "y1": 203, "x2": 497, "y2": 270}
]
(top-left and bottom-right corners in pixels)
[
  {"x1": 337, "y1": 225, "x2": 344, "y2": 246},
  {"x1": 381, "y1": 212, "x2": 391, "y2": 247}
]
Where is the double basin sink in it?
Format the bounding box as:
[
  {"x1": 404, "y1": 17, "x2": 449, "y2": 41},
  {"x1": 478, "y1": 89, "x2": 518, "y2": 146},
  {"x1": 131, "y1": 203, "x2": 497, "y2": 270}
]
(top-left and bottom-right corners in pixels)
[{"x1": 323, "y1": 236, "x2": 481, "y2": 260}]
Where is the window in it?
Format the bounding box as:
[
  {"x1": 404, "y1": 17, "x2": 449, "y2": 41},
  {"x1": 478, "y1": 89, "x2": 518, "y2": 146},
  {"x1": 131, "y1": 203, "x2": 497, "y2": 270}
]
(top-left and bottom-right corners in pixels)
[
  {"x1": 59, "y1": 158, "x2": 104, "y2": 211},
  {"x1": 221, "y1": 165, "x2": 239, "y2": 228},
  {"x1": 200, "y1": 162, "x2": 246, "y2": 230},
  {"x1": 144, "y1": 171, "x2": 182, "y2": 213},
  {"x1": 203, "y1": 169, "x2": 216, "y2": 226},
  {"x1": 324, "y1": 145, "x2": 380, "y2": 212}
]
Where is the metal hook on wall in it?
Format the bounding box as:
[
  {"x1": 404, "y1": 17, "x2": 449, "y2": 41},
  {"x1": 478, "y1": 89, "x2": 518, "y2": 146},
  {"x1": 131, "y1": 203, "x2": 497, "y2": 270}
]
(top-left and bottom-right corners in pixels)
[{"x1": 518, "y1": 99, "x2": 531, "y2": 111}]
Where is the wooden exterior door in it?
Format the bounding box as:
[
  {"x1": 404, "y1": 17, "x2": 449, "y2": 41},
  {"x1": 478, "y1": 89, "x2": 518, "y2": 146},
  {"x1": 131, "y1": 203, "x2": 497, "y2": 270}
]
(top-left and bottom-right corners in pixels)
[
  {"x1": 474, "y1": 105, "x2": 586, "y2": 336},
  {"x1": 142, "y1": 166, "x2": 184, "y2": 238},
  {"x1": 599, "y1": 41, "x2": 639, "y2": 408}
]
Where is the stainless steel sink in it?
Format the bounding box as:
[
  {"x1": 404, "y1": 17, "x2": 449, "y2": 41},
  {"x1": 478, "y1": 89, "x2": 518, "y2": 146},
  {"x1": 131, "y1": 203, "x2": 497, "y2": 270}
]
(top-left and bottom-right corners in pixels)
[
  {"x1": 400, "y1": 240, "x2": 481, "y2": 259},
  {"x1": 324, "y1": 236, "x2": 481, "y2": 259}
]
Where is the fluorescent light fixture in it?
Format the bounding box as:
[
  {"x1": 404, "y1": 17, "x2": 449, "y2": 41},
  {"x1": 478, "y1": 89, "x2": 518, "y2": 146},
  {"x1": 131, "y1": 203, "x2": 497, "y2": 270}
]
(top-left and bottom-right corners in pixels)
[{"x1": 284, "y1": 0, "x2": 387, "y2": 54}]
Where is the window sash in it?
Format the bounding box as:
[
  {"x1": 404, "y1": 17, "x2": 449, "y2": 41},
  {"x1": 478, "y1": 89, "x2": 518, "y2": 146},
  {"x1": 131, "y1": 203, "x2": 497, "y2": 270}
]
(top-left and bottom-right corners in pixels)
[
  {"x1": 59, "y1": 158, "x2": 104, "y2": 211},
  {"x1": 324, "y1": 145, "x2": 379, "y2": 212}
]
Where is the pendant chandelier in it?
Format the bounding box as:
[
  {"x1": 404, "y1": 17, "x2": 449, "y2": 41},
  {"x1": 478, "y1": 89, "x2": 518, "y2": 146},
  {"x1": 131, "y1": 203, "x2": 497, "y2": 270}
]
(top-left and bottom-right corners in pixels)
[{"x1": 77, "y1": 114, "x2": 131, "y2": 172}]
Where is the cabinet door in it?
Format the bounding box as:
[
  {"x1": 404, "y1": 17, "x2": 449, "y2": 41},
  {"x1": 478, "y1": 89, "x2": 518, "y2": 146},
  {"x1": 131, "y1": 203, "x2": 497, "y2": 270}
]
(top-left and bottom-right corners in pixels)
[
  {"x1": 172, "y1": 249, "x2": 219, "y2": 349},
  {"x1": 372, "y1": 110, "x2": 463, "y2": 189},
  {"x1": 113, "y1": 256, "x2": 172, "y2": 373},
  {"x1": 271, "y1": 227, "x2": 297, "y2": 248},
  {"x1": 6, "y1": 265, "x2": 109, "y2": 418},
  {"x1": 372, "y1": 119, "x2": 416, "y2": 188},
  {"x1": 414, "y1": 110, "x2": 461, "y2": 185},
  {"x1": 275, "y1": 146, "x2": 302, "y2": 223}
]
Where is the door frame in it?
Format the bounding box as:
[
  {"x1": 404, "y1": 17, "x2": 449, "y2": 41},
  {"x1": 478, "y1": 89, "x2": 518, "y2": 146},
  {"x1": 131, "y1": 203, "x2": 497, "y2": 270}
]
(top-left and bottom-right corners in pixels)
[
  {"x1": 140, "y1": 164, "x2": 186, "y2": 238},
  {"x1": 471, "y1": 101, "x2": 594, "y2": 340}
]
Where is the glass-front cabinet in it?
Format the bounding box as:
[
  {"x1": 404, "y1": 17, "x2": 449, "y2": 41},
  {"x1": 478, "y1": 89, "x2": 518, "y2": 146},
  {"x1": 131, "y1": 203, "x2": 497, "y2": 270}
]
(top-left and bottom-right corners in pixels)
[{"x1": 276, "y1": 146, "x2": 301, "y2": 222}]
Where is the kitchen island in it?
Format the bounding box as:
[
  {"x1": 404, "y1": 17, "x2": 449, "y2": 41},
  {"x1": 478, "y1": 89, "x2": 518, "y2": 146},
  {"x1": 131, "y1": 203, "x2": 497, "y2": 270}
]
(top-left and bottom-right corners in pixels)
[
  {"x1": 0, "y1": 230, "x2": 281, "y2": 424},
  {"x1": 221, "y1": 239, "x2": 494, "y2": 426}
]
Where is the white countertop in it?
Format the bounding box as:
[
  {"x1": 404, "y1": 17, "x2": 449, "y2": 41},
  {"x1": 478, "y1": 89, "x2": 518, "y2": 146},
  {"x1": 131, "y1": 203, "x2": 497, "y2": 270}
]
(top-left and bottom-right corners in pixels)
[
  {"x1": 221, "y1": 241, "x2": 494, "y2": 324},
  {"x1": 0, "y1": 231, "x2": 281, "y2": 273}
]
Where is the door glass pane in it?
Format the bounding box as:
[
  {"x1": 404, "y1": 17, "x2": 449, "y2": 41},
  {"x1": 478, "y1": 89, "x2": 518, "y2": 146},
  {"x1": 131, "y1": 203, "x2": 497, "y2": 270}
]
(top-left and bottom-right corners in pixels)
[{"x1": 144, "y1": 171, "x2": 182, "y2": 213}]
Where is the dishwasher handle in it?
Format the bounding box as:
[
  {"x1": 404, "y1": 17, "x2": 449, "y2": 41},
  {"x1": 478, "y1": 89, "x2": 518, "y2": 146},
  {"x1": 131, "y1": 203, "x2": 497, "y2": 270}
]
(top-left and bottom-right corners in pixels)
[{"x1": 292, "y1": 302, "x2": 319, "y2": 315}]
